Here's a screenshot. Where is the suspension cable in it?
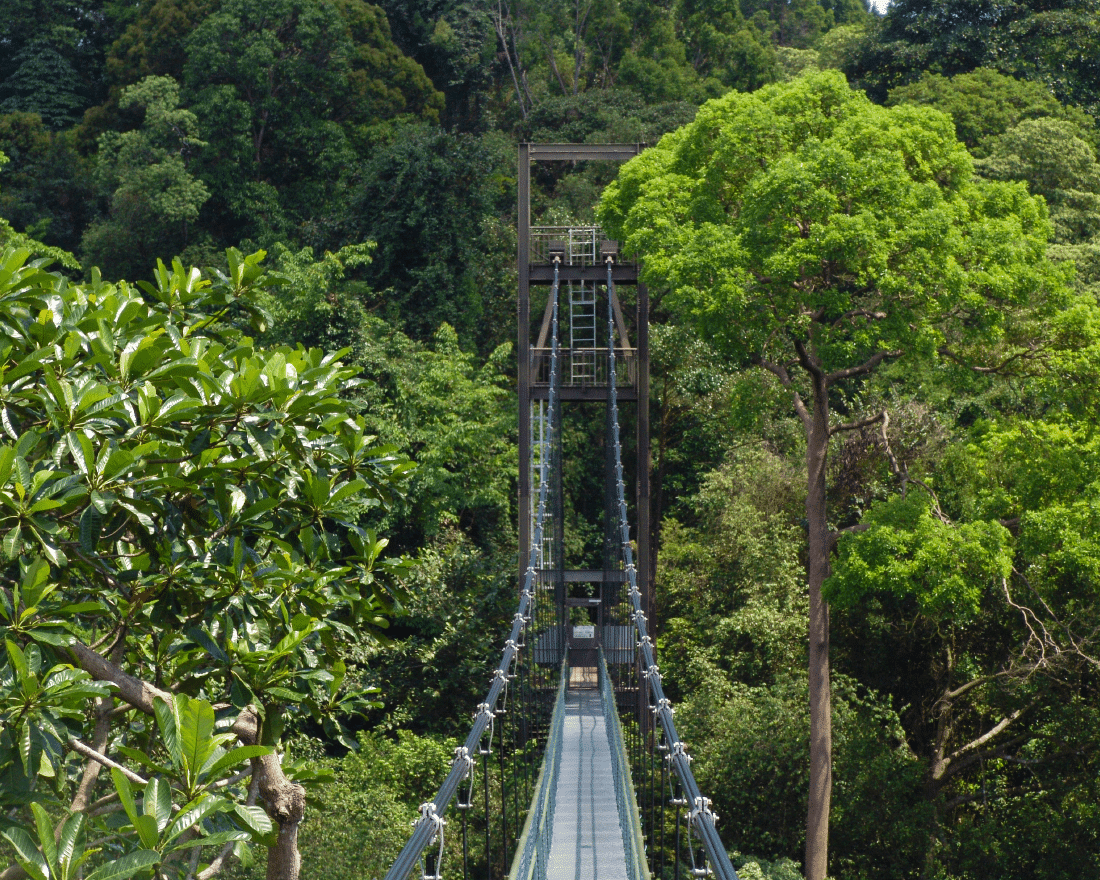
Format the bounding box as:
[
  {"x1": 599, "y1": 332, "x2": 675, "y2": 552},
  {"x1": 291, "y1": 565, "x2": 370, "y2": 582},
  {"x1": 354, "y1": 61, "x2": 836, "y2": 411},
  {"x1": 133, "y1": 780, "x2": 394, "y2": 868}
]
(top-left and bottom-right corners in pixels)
[
  {"x1": 384, "y1": 260, "x2": 564, "y2": 880},
  {"x1": 605, "y1": 259, "x2": 739, "y2": 880}
]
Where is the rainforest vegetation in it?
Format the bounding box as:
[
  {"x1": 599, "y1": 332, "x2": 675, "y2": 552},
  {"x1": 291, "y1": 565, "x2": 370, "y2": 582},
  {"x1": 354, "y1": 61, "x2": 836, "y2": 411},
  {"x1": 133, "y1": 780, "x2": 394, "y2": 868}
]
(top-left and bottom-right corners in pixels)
[{"x1": 1, "y1": 1, "x2": 1099, "y2": 879}]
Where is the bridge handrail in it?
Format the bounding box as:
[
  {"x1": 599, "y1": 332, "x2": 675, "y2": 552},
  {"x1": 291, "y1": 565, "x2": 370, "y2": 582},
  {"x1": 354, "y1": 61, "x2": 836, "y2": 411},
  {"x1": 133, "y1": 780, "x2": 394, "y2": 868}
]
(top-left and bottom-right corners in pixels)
[
  {"x1": 605, "y1": 260, "x2": 739, "y2": 880},
  {"x1": 383, "y1": 259, "x2": 565, "y2": 880},
  {"x1": 599, "y1": 649, "x2": 652, "y2": 880},
  {"x1": 507, "y1": 660, "x2": 568, "y2": 880}
]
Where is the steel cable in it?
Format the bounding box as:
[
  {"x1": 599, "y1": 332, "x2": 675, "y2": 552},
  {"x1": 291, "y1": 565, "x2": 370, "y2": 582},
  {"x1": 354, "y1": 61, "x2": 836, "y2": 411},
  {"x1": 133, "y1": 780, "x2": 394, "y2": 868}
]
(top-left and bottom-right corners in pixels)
[
  {"x1": 604, "y1": 260, "x2": 739, "y2": 880},
  {"x1": 383, "y1": 261, "x2": 565, "y2": 880}
]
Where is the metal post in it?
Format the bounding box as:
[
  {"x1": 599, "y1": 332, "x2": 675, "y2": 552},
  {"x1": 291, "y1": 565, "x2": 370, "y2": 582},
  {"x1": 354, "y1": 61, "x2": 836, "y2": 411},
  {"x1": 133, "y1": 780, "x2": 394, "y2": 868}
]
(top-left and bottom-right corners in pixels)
[
  {"x1": 517, "y1": 143, "x2": 531, "y2": 589},
  {"x1": 636, "y1": 279, "x2": 651, "y2": 627}
]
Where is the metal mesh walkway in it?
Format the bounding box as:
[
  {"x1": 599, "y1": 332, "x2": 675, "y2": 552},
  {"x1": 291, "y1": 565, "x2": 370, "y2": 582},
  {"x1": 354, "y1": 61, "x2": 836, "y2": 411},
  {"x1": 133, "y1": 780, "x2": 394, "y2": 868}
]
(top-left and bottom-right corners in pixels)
[{"x1": 546, "y1": 688, "x2": 630, "y2": 880}]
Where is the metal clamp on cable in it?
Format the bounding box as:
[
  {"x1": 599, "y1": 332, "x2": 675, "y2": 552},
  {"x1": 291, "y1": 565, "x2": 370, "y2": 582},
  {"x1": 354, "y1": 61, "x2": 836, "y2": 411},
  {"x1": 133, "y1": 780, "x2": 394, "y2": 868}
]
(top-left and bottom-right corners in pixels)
[
  {"x1": 453, "y1": 746, "x2": 474, "y2": 776},
  {"x1": 504, "y1": 640, "x2": 519, "y2": 679},
  {"x1": 513, "y1": 615, "x2": 528, "y2": 646},
  {"x1": 455, "y1": 745, "x2": 476, "y2": 811},
  {"x1": 492, "y1": 669, "x2": 510, "y2": 713},
  {"x1": 690, "y1": 796, "x2": 714, "y2": 826},
  {"x1": 643, "y1": 664, "x2": 660, "y2": 681},
  {"x1": 652, "y1": 697, "x2": 672, "y2": 716},
  {"x1": 667, "y1": 741, "x2": 692, "y2": 764},
  {"x1": 415, "y1": 803, "x2": 446, "y2": 880},
  {"x1": 475, "y1": 702, "x2": 495, "y2": 755}
]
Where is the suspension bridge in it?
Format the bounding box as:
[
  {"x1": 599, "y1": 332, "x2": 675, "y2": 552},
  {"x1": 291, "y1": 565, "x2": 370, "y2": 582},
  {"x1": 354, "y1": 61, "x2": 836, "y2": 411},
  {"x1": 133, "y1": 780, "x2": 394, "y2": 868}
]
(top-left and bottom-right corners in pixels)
[{"x1": 383, "y1": 145, "x2": 739, "y2": 880}]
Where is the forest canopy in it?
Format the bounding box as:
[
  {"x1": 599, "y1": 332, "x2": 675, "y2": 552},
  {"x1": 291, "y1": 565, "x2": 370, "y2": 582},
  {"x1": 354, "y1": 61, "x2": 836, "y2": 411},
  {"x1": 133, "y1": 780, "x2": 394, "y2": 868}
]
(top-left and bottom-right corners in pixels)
[{"x1": 2, "y1": 1, "x2": 1100, "y2": 879}]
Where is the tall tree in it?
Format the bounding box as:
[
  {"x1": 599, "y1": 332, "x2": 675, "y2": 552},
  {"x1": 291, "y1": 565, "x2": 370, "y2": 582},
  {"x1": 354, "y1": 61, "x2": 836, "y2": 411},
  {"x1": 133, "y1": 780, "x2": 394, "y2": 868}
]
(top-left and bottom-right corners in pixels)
[
  {"x1": 81, "y1": 75, "x2": 210, "y2": 279},
  {"x1": 0, "y1": 112, "x2": 95, "y2": 258},
  {"x1": 886, "y1": 68, "x2": 1099, "y2": 158},
  {"x1": 845, "y1": 0, "x2": 1100, "y2": 113},
  {"x1": 598, "y1": 70, "x2": 1069, "y2": 879},
  {"x1": 181, "y1": 0, "x2": 442, "y2": 249}
]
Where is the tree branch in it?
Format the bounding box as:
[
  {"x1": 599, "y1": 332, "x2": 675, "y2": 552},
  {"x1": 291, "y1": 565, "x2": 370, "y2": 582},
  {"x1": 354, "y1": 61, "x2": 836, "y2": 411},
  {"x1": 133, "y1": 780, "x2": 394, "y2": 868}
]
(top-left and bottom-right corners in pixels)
[
  {"x1": 755, "y1": 354, "x2": 812, "y2": 431},
  {"x1": 827, "y1": 522, "x2": 870, "y2": 554},
  {"x1": 824, "y1": 349, "x2": 903, "y2": 383},
  {"x1": 879, "y1": 412, "x2": 951, "y2": 523},
  {"x1": 829, "y1": 410, "x2": 885, "y2": 437},
  {"x1": 943, "y1": 702, "x2": 1034, "y2": 768},
  {"x1": 793, "y1": 337, "x2": 825, "y2": 380},
  {"x1": 831, "y1": 309, "x2": 886, "y2": 327},
  {"x1": 69, "y1": 639, "x2": 171, "y2": 713},
  {"x1": 937, "y1": 343, "x2": 1043, "y2": 375},
  {"x1": 67, "y1": 738, "x2": 148, "y2": 786}
]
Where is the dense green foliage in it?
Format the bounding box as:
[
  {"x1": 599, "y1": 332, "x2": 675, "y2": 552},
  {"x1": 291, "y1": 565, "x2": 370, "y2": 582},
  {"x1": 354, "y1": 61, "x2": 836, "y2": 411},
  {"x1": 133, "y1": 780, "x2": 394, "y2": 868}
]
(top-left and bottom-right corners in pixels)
[
  {"x1": 3, "y1": 0, "x2": 1100, "y2": 879},
  {"x1": 0, "y1": 245, "x2": 414, "y2": 879}
]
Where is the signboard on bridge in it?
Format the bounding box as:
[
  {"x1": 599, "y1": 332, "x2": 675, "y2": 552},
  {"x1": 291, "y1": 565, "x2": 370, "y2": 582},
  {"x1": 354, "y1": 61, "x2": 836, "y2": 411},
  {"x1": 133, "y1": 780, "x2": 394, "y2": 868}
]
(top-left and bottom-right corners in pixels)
[{"x1": 573, "y1": 625, "x2": 595, "y2": 640}]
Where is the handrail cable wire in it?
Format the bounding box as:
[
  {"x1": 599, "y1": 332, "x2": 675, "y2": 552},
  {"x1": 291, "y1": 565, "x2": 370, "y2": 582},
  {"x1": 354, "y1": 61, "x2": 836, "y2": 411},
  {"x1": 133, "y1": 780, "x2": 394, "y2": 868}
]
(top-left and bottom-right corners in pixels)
[
  {"x1": 604, "y1": 259, "x2": 740, "y2": 880},
  {"x1": 383, "y1": 258, "x2": 565, "y2": 880}
]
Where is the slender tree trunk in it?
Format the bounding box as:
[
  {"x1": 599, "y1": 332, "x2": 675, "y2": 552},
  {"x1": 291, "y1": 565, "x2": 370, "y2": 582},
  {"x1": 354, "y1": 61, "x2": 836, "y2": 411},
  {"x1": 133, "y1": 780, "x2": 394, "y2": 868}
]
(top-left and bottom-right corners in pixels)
[{"x1": 804, "y1": 370, "x2": 832, "y2": 880}]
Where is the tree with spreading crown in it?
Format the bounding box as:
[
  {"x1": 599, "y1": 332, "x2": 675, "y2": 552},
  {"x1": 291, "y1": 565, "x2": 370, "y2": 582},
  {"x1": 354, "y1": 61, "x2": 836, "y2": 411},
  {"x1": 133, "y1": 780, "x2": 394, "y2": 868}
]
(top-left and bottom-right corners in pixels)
[{"x1": 598, "y1": 70, "x2": 1071, "y2": 880}]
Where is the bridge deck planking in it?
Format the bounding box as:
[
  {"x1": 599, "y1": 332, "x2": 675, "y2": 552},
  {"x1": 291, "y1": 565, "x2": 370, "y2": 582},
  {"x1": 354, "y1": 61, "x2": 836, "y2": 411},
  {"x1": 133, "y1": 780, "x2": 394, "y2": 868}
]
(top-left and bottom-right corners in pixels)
[{"x1": 545, "y1": 687, "x2": 632, "y2": 880}]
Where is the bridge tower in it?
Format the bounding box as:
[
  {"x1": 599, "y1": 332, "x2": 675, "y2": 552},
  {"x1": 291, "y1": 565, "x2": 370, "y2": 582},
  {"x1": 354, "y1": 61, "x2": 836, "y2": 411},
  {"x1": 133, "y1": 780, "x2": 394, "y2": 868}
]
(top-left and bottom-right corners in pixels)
[{"x1": 516, "y1": 143, "x2": 650, "y2": 670}]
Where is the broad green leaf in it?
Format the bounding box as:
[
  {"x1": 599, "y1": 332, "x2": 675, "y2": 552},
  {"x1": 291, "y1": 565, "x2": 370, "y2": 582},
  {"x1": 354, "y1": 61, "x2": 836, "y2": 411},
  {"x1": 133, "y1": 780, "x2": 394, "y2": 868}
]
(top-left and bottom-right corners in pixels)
[
  {"x1": 111, "y1": 767, "x2": 140, "y2": 827},
  {"x1": 163, "y1": 794, "x2": 229, "y2": 844},
  {"x1": 189, "y1": 829, "x2": 249, "y2": 848},
  {"x1": 84, "y1": 849, "x2": 160, "y2": 880},
  {"x1": 231, "y1": 803, "x2": 273, "y2": 837},
  {"x1": 20, "y1": 558, "x2": 51, "y2": 607},
  {"x1": 178, "y1": 696, "x2": 216, "y2": 786},
  {"x1": 19, "y1": 720, "x2": 33, "y2": 774},
  {"x1": 29, "y1": 803, "x2": 56, "y2": 874},
  {"x1": 78, "y1": 506, "x2": 102, "y2": 553},
  {"x1": 200, "y1": 744, "x2": 271, "y2": 781},
  {"x1": 7, "y1": 638, "x2": 27, "y2": 678},
  {"x1": 144, "y1": 777, "x2": 171, "y2": 832},
  {"x1": 56, "y1": 813, "x2": 85, "y2": 873},
  {"x1": 132, "y1": 813, "x2": 159, "y2": 850},
  {"x1": 1, "y1": 827, "x2": 48, "y2": 880},
  {"x1": 153, "y1": 696, "x2": 182, "y2": 769},
  {"x1": 4, "y1": 525, "x2": 23, "y2": 559}
]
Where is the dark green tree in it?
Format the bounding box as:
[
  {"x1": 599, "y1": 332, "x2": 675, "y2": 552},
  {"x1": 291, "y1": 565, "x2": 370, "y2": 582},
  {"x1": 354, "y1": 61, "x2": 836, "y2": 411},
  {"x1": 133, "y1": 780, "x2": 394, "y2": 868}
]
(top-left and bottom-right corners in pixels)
[
  {"x1": 81, "y1": 76, "x2": 210, "y2": 279},
  {"x1": 182, "y1": 0, "x2": 442, "y2": 249},
  {"x1": 0, "y1": 2, "x2": 131, "y2": 127},
  {"x1": 887, "y1": 68, "x2": 1099, "y2": 157},
  {"x1": 0, "y1": 112, "x2": 95, "y2": 257},
  {"x1": 845, "y1": 0, "x2": 1100, "y2": 113},
  {"x1": 0, "y1": 36, "x2": 84, "y2": 130},
  {"x1": 341, "y1": 124, "x2": 515, "y2": 351}
]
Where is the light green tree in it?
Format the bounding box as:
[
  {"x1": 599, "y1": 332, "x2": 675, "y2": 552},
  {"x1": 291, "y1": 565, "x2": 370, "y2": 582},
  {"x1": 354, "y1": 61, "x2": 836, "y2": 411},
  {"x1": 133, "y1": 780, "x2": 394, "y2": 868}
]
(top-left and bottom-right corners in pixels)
[
  {"x1": 825, "y1": 414, "x2": 1100, "y2": 875},
  {"x1": 598, "y1": 70, "x2": 1070, "y2": 880}
]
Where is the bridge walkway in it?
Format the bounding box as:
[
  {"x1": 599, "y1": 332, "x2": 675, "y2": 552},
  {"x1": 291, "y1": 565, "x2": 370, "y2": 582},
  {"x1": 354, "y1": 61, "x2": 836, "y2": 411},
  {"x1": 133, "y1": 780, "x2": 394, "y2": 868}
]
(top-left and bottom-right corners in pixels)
[{"x1": 546, "y1": 684, "x2": 630, "y2": 880}]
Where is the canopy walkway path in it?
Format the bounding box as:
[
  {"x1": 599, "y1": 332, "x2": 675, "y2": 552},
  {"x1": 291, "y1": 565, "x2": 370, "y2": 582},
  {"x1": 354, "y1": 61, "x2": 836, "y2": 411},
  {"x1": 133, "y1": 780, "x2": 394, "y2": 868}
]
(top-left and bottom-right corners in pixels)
[{"x1": 384, "y1": 146, "x2": 738, "y2": 880}]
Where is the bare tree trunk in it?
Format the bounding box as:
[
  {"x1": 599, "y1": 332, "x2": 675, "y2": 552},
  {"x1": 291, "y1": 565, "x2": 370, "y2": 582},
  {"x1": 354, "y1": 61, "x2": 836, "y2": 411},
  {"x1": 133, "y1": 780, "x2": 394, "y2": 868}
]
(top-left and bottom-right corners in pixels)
[
  {"x1": 493, "y1": 0, "x2": 530, "y2": 119},
  {"x1": 259, "y1": 753, "x2": 305, "y2": 880},
  {"x1": 804, "y1": 369, "x2": 832, "y2": 880}
]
